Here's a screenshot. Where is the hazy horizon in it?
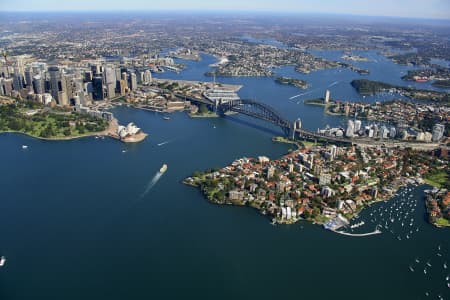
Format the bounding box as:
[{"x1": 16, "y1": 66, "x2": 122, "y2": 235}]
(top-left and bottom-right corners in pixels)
[{"x1": 1, "y1": 0, "x2": 449, "y2": 20}]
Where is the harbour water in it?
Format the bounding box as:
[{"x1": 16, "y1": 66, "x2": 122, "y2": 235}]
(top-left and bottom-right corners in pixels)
[{"x1": 0, "y1": 52, "x2": 449, "y2": 299}]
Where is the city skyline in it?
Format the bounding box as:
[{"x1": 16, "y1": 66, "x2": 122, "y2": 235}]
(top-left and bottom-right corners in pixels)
[{"x1": 1, "y1": 0, "x2": 449, "y2": 20}]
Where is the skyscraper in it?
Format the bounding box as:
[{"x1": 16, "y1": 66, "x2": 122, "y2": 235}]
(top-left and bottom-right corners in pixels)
[
  {"x1": 48, "y1": 66, "x2": 67, "y2": 104},
  {"x1": 104, "y1": 66, "x2": 116, "y2": 98},
  {"x1": 12, "y1": 71, "x2": 25, "y2": 91},
  {"x1": 24, "y1": 67, "x2": 33, "y2": 91},
  {"x1": 32, "y1": 75, "x2": 44, "y2": 94},
  {"x1": 130, "y1": 73, "x2": 137, "y2": 91},
  {"x1": 92, "y1": 76, "x2": 104, "y2": 101}
]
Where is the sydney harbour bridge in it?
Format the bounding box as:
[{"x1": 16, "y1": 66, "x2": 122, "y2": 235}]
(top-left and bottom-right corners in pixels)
[{"x1": 174, "y1": 93, "x2": 353, "y2": 144}]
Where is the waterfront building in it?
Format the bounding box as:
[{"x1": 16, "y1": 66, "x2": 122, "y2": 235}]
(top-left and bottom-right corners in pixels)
[
  {"x1": 389, "y1": 127, "x2": 397, "y2": 139},
  {"x1": 416, "y1": 132, "x2": 425, "y2": 141},
  {"x1": 229, "y1": 190, "x2": 244, "y2": 201},
  {"x1": 381, "y1": 126, "x2": 389, "y2": 139},
  {"x1": 346, "y1": 120, "x2": 354, "y2": 137},
  {"x1": 204, "y1": 88, "x2": 240, "y2": 104},
  {"x1": 354, "y1": 120, "x2": 361, "y2": 133},
  {"x1": 432, "y1": 124, "x2": 445, "y2": 142},
  {"x1": 258, "y1": 156, "x2": 270, "y2": 164},
  {"x1": 143, "y1": 70, "x2": 152, "y2": 84}
]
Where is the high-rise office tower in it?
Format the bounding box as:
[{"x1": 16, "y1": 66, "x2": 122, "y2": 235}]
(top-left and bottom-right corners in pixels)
[{"x1": 92, "y1": 76, "x2": 104, "y2": 101}]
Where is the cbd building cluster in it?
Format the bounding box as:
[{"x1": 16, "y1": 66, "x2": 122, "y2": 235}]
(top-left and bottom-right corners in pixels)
[{"x1": 0, "y1": 56, "x2": 153, "y2": 106}]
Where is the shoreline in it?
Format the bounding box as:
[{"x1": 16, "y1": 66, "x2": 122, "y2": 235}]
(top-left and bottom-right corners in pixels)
[
  {"x1": 185, "y1": 135, "x2": 430, "y2": 227},
  {"x1": 0, "y1": 117, "x2": 147, "y2": 143},
  {"x1": 0, "y1": 129, "x2": 109, "y2": 141}
]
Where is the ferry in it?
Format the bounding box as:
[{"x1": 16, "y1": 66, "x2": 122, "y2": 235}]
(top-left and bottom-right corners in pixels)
[
  {"x1": 0, "y1": 256, "x2": 5, "y2": 267},
  {"x1": 160, "y1": 164, "x2": 168, "y2": 174}
]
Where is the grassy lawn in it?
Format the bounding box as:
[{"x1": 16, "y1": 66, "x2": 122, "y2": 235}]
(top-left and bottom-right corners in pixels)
[
  {"x1": 424, "y1": 170, "x2": 449, "y2": 189},
  {"x1": 1, "y1": 102, "x2": 108, "y2": 139},
  {"x1": 435, "y1": 218, "x2": 450, "y2": 227}
]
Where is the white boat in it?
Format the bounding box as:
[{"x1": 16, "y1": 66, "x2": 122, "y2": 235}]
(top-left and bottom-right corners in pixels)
[
  {"x1": 409, "y1": 265, "x2": 414, "y2": 272},
  {"x1": 22, "y1": 145, "x2": 28, "y2": 149},
  {"x1": 160, "y1": 164, "x2": 167, "y2": 174},
  {"x1": 444, "y1": 263, "x2": 447, "y2": 269},
  {"x1": 0, "y1": 256, "x2": 5, "y2": 267}
]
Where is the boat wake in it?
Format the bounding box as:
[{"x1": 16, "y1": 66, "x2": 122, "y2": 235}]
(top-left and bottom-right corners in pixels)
[
  {"x1": 139, "y1": 172, "x2": 163, "y2": 198},
  {"x1": 328, "y1": 80, "x2": 339, "y2": 87},
  {"x1": 289, "y1": 90, "x2": 314, "y2": 100},
  {"x1": 157, "y1": 139, "x2": 173, "y2": 146}
]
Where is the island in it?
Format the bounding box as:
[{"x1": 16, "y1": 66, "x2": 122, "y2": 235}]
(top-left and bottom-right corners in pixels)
[
  {"x1": 184, "y1": 144, "x2": 446, "y2": 226},
  {"x1": 341, "y1": 54, "x2": 369, "y2": 62},
  {"x1": 275, "y1": 76, "x2": 308, "y2": 89}
]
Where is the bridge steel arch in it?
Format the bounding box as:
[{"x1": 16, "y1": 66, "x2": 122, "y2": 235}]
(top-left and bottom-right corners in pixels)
[{"x1": 218, "y1": 99, "x2": 292, "y2": 136}]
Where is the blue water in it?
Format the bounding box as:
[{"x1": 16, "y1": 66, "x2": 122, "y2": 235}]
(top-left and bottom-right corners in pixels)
[{"x1": 1, "y1": 51, "x2": 449, "y2": 300}]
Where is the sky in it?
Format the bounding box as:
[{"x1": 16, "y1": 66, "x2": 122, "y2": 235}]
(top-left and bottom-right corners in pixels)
[{"x1": 0, "y1": 0, "x2": 449, "y2": 19}]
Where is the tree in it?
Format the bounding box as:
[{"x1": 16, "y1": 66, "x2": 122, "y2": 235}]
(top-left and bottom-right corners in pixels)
[
  {"x1": 199, "y1": 104, "x2": 209, "y2": 114},
  {"x1": 63, "y1": 128, "x2": 71, "y2": 136}
]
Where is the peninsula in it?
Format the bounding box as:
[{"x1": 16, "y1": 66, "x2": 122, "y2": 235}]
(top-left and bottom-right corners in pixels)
[
  {"x1": 0, "y1": 100, "x2": 109, "y2": 139},
  {"x1": 184, "y1": 144, "x2": 446, "y2": 226},
  {"x1": 351, "y1": 79, "x2": 450, "y2": 102}
]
